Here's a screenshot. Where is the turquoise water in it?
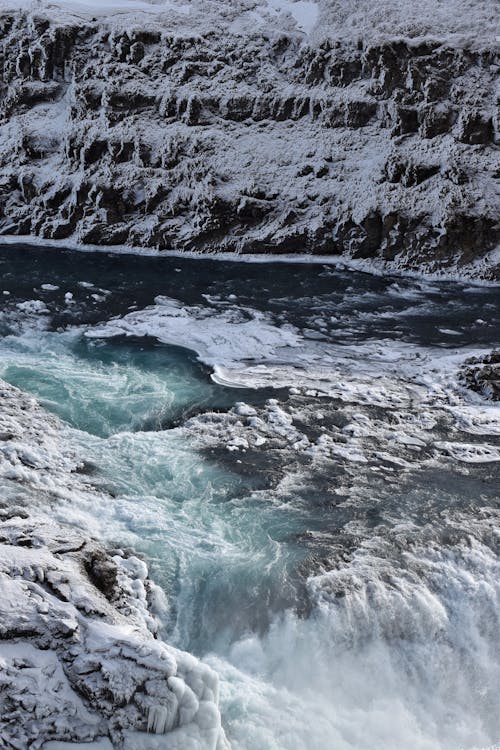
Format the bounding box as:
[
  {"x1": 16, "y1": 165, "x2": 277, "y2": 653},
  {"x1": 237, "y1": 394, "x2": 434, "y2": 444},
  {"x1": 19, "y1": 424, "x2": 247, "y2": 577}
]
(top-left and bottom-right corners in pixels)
[
  {"x1": 0, "y1": 327, "x2": 306, "y2": 649},
  {"x1": 1, "y1": 244, "x2": 499, "y2": 749},
  {"x1": 0, "y1": 330, "x2": 256, "y2": 437}
]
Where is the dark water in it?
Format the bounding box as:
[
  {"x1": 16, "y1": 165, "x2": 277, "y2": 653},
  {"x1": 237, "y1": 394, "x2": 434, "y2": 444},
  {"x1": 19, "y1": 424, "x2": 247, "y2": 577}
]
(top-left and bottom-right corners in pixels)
[{"x1": 0, "y1": 242, "x2": 498, "y2": 346}]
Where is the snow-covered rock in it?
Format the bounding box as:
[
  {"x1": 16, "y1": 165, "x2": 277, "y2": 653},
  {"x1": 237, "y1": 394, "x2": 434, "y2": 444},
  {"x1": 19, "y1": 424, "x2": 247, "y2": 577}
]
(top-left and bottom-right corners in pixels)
[
  {"x1": 0, "y1": 0, "x2": 498, "y2": 277},
  {"x1": 459, "y1": 350, "x2": 500, "y2": 401},
  {"x1": 0, "y1": 380, "x2": 228, "y2": 750}
]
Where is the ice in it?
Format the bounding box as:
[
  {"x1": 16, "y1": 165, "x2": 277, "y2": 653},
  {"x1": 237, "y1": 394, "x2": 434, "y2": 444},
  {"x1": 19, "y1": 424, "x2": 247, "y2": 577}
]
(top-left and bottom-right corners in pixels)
[
  {"x1": 1, "y1": 248, "x2": 499, "y2": 750},
  {"x1": 450, "y1": 405, "x2": 500, "y2": 436},
  {"x1": 148, "y1": 703, "x2": 177, "y2": 734},
  {"x1": 434, "y1": 441, "x2": 500, "y2": 463},
  {"x1": 16, "y1": 299, "x2": 49, "y2": 314},
  {"x1": 87, "y1": 298, "x2": 301, "y2": 369},
  {"x1": 86, "y1": 295, "x2": 500, "y2": 481},
  {"x1": 0, "y1": 380, "x2": 227, "y2": 750}
]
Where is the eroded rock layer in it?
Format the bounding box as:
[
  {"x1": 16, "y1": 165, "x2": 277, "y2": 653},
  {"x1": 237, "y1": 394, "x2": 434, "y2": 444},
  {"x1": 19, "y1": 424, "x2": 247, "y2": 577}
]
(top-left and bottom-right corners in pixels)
[{"x1": 0, "y1": 5, "x2": 498, "y2": 277}]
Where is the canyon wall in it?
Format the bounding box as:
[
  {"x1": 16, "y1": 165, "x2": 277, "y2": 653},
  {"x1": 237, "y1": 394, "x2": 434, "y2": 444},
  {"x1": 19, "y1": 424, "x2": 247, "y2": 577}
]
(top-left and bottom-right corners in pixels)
[{"x1": 0, "y1": 2, "x2": 498, "y2": 277}]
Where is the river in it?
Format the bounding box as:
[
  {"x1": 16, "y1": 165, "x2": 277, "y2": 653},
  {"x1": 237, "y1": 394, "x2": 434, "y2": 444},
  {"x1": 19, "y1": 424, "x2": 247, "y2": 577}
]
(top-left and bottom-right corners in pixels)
[{"x1": 0, "y1": 242, "x2": 499, "y2": 750}]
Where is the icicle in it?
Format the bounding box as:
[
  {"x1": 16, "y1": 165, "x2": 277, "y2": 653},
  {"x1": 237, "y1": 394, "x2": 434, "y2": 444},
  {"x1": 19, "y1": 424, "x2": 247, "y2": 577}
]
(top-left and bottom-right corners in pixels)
[{"x1": 147, "y1": 705, "x2": 170, "y2": 735}]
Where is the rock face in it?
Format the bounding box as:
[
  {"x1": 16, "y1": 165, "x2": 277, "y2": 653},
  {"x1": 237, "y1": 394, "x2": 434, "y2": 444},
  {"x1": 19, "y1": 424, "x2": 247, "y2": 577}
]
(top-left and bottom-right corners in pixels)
[
  {"x1": 0, "y1": 2, "x2": 498, "y2": 277},
  {"x1": 460, "y1": 351, "x2": 500, "y2": 400},
  {"x1": 0, "y1": 380, "x2": 228, "y2": 750}
]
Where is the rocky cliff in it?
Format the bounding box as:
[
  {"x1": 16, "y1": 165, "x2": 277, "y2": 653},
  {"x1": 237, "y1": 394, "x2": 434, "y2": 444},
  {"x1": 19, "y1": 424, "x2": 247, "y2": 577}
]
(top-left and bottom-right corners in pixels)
[{"x1": 0, "y1": 0, "x2": 498, "y2": 277}]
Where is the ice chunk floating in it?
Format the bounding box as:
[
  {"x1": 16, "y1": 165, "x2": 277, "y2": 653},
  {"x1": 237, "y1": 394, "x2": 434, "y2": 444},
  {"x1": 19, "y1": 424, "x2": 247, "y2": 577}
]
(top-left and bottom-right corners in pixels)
[{"x1": 0, "y1": 242, "x2": 499, "y2": 749}]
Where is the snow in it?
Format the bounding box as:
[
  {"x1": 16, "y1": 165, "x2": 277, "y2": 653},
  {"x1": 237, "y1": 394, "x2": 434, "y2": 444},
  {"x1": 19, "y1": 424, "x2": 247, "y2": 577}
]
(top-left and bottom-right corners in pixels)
[
  {"x1": 0, "y1": 379, "x2": 228, "y2": 750},
  {"x1": 0, "y1": 0, "x2": 497, "y2": 278},
  {"x1": 0, "y1": 0, "x2": 191, "y2": 18},
  {"x1": 434, "y1": 441, "x2": 500, "y2": 463},
  {"x1": 0, "y1": 0, "x2": 495, "y2": 39},
  {"x1": 265, "y1": 0, "x2": 319, "y2": 33},
  {"x1": 43, "y1": 742, "x2": 114, "y2": 750}
]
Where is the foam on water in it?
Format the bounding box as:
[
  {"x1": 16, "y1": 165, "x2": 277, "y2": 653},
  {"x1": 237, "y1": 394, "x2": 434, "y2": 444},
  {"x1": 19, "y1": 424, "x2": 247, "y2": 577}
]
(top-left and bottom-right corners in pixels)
[
  {"x1": 42, "y1": 429, "x2": 500, "y2": 748},
  {"x1": 210, "y1": 538, "x2": 500, "y2": 750}
]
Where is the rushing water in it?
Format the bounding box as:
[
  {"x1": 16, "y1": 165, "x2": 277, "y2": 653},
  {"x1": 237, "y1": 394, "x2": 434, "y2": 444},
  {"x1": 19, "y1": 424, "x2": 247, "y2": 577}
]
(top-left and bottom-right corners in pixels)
[{"x1": 0, "y1": 242, "x2": 499, "y2": 750}]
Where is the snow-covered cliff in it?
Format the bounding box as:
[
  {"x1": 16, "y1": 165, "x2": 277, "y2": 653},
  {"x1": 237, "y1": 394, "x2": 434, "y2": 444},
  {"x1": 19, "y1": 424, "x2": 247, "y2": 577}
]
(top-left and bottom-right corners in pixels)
[
  {"x1": 0, "y1": 0, "x2": 498, "y2": 277},
  {"x1": 0, "y1": 379, "x2": 228, "y2": 750}
]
